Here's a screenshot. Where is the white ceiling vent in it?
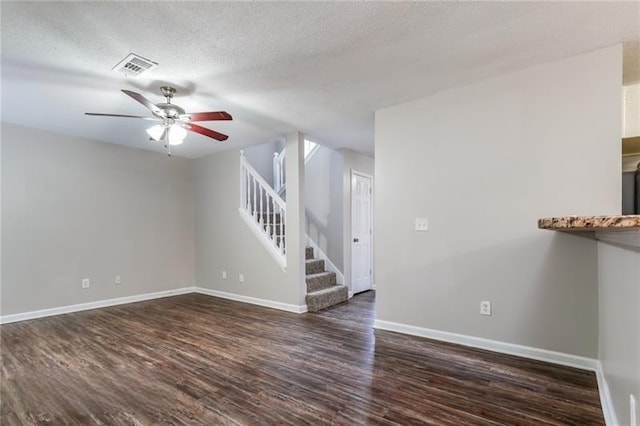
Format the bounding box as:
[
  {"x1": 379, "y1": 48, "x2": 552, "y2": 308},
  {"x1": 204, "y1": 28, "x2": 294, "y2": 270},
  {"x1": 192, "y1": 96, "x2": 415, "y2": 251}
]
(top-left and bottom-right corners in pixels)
[{"x1": 112, "y1": 53, "x2": 158, "y2": 78}]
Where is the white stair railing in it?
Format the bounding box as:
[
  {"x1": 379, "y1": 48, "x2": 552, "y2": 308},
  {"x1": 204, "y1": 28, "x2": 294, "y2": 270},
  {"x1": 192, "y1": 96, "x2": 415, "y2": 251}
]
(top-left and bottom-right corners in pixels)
[
  {"x1": 240, "y1": 150, "x2": 287, "y2": 270},
  {"x1": 273, "y1": 150, "x2": 286, "y2": 195}
]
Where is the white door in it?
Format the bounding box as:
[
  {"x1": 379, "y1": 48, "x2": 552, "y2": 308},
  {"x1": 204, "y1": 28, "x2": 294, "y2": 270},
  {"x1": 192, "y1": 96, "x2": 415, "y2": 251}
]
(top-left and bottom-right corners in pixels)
[{"x1": 351, "y1": 172, "x2": 373, "y2": 294}]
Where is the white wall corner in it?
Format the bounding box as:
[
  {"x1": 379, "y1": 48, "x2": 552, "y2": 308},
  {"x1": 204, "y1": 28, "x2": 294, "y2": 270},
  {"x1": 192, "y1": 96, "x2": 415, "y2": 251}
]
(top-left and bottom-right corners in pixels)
[
  {"x1": 285, "y1": 131, "x2": 307, "y2": 306},
  {"x1": 595, "y1": 361, "x2": 619, "y2": 426}
]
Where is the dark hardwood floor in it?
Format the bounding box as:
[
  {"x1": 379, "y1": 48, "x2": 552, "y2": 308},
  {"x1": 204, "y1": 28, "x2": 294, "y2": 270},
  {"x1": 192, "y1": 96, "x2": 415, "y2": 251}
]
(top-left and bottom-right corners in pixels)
[{"x1": 1, "y1": 291, "x2": 604, "y2": 425}]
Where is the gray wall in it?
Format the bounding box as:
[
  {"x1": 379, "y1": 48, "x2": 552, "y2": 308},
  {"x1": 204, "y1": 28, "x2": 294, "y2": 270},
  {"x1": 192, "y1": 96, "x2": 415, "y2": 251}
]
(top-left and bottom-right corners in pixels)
[
  {"x1": 244, "y1": 141, "x2": 278, "y2": 186},
  {"x1": 193, "y1": 148, "x2": 302, "y2": 306},
  {"x1": 598, "y1": 242, "x2": 640, "y2": 425},
  {"x1": 374, "y1": 45, "x2": 622, "y2": 357},
  {"x1": 340, "y1": 149, "x2": 374, "y2": 291},
  {"x1": 1, "y1": 123, "x2": 195, "y2": 315},
  {"x1": 305, "y1": 145, "x2": 344, "y2": 271}
]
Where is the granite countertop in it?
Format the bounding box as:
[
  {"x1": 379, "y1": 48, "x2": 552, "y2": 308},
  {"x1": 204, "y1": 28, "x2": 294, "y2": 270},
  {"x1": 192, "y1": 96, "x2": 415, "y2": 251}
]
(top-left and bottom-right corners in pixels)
[
  {"x1": 538, "y1": 215, "x2": 640, "y2": 248},
  {"x1": 538, "y1": 215, "x2": 640, "y2": 231}
]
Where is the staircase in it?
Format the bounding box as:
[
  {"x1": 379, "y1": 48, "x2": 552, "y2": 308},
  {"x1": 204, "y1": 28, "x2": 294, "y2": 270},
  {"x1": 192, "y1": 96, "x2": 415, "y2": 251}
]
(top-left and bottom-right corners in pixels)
[
  {"x1": 305, "y1": 247, "x2": 348, "y2": 312},
  {"x1": 241, "y1": 149, "x2": 348, "y2": 312}
]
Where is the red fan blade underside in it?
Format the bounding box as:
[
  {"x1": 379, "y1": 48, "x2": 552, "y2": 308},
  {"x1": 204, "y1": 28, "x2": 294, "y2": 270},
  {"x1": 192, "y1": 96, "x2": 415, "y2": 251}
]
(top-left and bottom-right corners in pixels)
[
  {"x1": 181, "y1": 122, "x2": 229, "y2": 141},
  {"x1": 183, "y1": 111, "x2": 232, "y2": 122}
]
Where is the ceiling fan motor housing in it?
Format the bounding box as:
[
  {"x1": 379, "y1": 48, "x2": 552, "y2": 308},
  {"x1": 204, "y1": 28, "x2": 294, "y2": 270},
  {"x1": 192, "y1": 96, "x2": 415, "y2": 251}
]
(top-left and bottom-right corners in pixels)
[
  {"x1": 154, "y1": 103, "x2": 186, "y2": 119},
  {"x1": 154, "y1": 86, "x2": 186, "y2": 120}
]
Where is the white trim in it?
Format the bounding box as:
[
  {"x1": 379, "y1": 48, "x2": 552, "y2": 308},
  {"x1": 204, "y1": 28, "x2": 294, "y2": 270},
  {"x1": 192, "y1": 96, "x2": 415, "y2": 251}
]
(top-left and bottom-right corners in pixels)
[
  {"x1": 0, "y1": 287, "x2": 196, "y2": 324},
  {"x1": 239, "y1": 208, "x2": 287, "y2": 271},
  {"x1": 373, "y1": 319, "x2": 599, "y2": 371},
  {"x1": 304, "y1": 141, "x2": 320, "y2": 165},
  {"x1": 595, "y1": 361, "x2": 619, "y2": 426},
  {"x1": 0, "y1": 286, "x2": 309, "y2": 325},
  {"x1": 195, "y1": 287, "x2": 307, "y2": 314},
  {"x1": 305, "y1": 234, "x2": 344, "y2": 285}
]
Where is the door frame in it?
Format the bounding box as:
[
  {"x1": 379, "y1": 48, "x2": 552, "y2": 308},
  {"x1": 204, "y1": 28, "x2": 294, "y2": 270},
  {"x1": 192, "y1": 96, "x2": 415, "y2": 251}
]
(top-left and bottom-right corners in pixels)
[{"x1": 350, "y1": 170, "x2": 374, "y2": 295}]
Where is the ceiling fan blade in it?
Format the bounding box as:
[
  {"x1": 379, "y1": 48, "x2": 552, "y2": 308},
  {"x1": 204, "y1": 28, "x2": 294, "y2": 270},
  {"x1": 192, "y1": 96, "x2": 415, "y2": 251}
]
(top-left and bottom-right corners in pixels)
[
  {"x1": 121, "y1": 90, "x2": 161, "y2": 114},
  {"x1": 85, "y1": 113, "x2": 159, "y2": 120},
  {"x1": 181, "y1": 111, "x2": 233, "y2": 122},
  {"x1": 181, "y1": 123, "x2": 229, "y2": 141}
]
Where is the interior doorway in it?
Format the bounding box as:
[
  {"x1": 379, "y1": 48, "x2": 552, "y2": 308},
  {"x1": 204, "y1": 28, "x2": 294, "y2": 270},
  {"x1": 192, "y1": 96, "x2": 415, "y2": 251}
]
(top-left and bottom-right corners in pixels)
[{"x1": 351, "y1": 171, "x2": 373, "y2": 295}]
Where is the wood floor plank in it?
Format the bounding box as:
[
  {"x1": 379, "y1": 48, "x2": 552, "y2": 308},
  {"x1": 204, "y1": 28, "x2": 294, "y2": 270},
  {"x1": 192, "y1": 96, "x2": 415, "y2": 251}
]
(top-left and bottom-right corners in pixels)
[{"x1": 1, "y1": 291, "x2": 604, "y2": 425}]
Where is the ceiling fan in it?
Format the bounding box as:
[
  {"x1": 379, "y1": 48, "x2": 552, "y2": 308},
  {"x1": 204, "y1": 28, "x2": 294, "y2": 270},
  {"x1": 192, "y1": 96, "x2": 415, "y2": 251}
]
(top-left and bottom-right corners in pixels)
[{"x1": 85, "y1": 86, "x2": 232, "y2": 155}]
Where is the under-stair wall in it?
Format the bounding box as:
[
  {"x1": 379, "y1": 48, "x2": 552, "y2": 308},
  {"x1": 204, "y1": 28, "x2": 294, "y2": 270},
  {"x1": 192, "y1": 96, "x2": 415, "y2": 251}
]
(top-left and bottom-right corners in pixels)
[{"x1": 304, "y1": 144, "x2": 344, "y2": 275}]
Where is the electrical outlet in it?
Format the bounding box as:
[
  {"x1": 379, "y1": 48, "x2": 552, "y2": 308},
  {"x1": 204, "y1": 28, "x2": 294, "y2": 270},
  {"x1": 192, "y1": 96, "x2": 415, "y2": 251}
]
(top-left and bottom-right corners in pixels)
[
  {"x1": 631, "y1": 394, "x2": 637, "y2": 426},
  {"x1": 239, "y1": 274, "x2": 244, "y2": 283},
  {"x1": 222, "y1": 270, "x2": 227, "y2": 279},
  {"x1": 415, "y1": 218, "x2": 429, "y2": 231},
  {"x1": 115, "y1": 276, "x2": 121, "y2": 284},
  {"x1": 81, "y1": 278, "x2": 90, "y2": 289},
  {"x1": 480, "y1": 300, "x2": 491, "y2": 316}
]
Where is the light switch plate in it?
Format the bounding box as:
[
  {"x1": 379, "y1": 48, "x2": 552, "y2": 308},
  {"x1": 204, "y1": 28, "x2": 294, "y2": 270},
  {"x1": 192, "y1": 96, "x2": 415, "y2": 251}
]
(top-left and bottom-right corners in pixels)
[{"x1": 415, "y1": 218, "x2": 429, "y2": 231}]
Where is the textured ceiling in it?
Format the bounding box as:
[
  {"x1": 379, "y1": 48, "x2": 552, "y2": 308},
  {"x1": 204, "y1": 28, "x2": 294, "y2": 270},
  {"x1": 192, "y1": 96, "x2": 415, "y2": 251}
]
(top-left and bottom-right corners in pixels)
[{"x1": 1, "y1": 1, "x2": 639, "y2": 158}]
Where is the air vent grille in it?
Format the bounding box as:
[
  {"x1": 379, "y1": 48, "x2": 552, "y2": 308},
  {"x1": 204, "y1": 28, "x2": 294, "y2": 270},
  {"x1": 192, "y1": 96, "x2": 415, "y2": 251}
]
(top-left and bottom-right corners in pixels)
[{"x1": 112, "y1": 53, "x2": 158, "y2": 78}]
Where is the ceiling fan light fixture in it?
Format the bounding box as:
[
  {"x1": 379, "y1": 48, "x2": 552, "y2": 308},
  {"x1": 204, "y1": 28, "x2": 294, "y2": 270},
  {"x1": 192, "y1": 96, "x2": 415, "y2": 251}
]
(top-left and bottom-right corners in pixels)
[
  {"x1": 146, "y1": 124, "x2": 165, "y2": 141},
  {"x1": 168, "y1": 125, "x2": 187, "y2": 145}
]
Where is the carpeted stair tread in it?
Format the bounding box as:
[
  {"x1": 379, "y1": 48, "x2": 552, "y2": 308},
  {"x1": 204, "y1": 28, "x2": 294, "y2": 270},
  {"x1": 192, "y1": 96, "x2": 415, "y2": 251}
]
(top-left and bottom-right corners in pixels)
[
  {"x1": 305, "y1": 258, "x2": 325, "y2": 275},
  {"x1": 305, "y1": 285, "x2": 349, "y2": 312},
  {"x1": 305, "y1": 271, "x2": 336, "y2": 292},
  {"x1": 304, "y1": 246, "x2": 346, "y2": 312}
]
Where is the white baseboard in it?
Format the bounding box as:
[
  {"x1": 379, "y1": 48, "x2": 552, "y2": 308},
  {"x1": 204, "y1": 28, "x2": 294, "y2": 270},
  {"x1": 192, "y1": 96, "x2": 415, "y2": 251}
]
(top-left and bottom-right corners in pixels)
[
  {"x1": 0, "y1": 287, "x2": 197, "y2": 324},
  {"x1": 595, "y1": 361, "x2": 619, "y2": 426},
  {"x1": 0, "y1": 288, "x2": 616, "y2": 424},
  {"x1": 373, "y1": 319, "x2": 599, "y2": 372},
  {"x1": 374, "y1": 319, "x2": 619, "y2": 424},
  {"x1": 0, "y1": 286, "x2": 308, "y2": 325},
  {"x1": 195, "y1": 287, "x2": 308, "y2": 314}
]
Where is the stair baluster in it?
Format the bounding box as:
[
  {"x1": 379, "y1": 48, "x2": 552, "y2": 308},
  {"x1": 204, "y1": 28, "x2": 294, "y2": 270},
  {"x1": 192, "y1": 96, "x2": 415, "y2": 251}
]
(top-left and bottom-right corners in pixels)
[{"x1": 239, "y1": 150, "x2": 287, "y2": 270}]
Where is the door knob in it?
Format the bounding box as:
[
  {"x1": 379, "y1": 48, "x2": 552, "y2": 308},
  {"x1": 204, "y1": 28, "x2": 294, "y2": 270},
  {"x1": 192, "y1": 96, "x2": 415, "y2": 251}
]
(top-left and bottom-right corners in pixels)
[{"x1": 353, "y1": 238, "x2": 359, "y2": 243}]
